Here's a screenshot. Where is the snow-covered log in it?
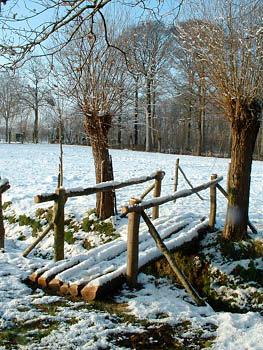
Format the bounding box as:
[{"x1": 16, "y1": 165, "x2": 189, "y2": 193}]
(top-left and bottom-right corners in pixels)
[
  {"x1": 34, "y1": 171, "x2": 165, "y2": 203},
  {"x1": 121, "y1": 176, "x2": 223, "y2": 215}
]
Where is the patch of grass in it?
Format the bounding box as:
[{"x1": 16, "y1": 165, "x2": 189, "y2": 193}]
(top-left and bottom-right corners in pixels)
[
  {"x1": 232, "y1": 260, "x2": 263, "y2": 284},
  {"x1": 2, "y1": 201, "x2": 12, "y2": 210},
  {"x1": 35, "y1": 207, "x2": 53, "y2": 223},
  {"x1": 17, "y1": 233, "x2": 27, "y2": 241},
  {"x1": 0, "y1": 320, "x2": 59, "y2": 348},
  {"x1": 82, "y1": 217, "x2": 93, "y2": 232},
  {"x1": 18, "y1": 214, "x2": 42, "y2": 235},
  {"x1": 108, "y1": 322, "x2": 215, "y2": 350},
  {"x1": 220, "y1": 238, "x2": 263, "y2": 260},
  {"x1": 82, "y1": 239, "x2": 94, "y2": 250},
  {"x1": 5, "y1": 214, "x2": 17, "y2": 224},
  {"x1": 82, "y1": 211, "x2": 120, "y2": 246},
  {"x1": 64, "y1": 230, "x2": 76, "y2": 245},
  {"x1": 65, "y1": 216, "x2": 81, "y2": 232},
  {"x1": 33, "y1": 300, "x2": 69, "y2": 316}
]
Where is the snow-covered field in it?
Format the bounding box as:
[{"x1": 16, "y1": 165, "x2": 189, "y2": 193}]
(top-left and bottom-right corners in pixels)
[{"x1": 0, "y1": 143, "x2": 262, "y2": 349}]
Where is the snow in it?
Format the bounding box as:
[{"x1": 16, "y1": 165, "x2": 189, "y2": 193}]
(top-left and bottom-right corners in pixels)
[{"x1": 0, "y1": 143, "x2": 262, "y2": 349}]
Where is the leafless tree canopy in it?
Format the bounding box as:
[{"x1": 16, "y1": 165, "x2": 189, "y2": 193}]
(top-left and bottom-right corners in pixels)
[{"x1": 0, "y1": 0, "x2": 184, "y2": 68}]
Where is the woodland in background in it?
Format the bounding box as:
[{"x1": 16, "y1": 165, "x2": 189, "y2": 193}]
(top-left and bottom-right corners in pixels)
[{"x1": 0, "y1": 18, "x2": 262, "y2": 159}]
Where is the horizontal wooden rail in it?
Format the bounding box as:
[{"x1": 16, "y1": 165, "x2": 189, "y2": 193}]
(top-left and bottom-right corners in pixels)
[
  {"x1": 35, "y1": 171, "x2": 165, "y2": 204},
  {"x1": 121, "y1": 176, "x2": 223, "y2": 215}
]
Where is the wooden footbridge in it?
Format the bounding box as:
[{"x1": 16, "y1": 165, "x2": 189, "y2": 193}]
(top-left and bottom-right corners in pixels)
[
  {"x1": 25, "y1": 167, "x2": 225, "y2": 306},
  {"x1": 28, "y1": 214, "x2": 209, "y2": 302}
]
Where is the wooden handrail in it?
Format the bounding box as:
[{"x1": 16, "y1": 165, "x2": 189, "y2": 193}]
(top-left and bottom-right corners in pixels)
[
  {"x1": 121, "y1": 176, "x2": 223, "y2": 215},
  {"x1": 34, "y1": 171, "x2": 165, "y2": 203}
]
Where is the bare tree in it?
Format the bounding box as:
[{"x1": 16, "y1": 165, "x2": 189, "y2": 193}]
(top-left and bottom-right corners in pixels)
[
  {"x1": 0, "y1": 1, "x2": 184, "y2": 68},
  {"x1": 0, "y1": 72, "x2": 22, "y2": 142},
  {"x1": 22, "y1": 59, "x2": 50, "y2": 143},
  {"x1": 54, "y1": 22, "x2": 128, "y2": 219},
  {"x1": 122, "y1": 21, "x2": 171, "y2": 151},
  {"x1": 175, "y1": 0, "x2": 262, "y2": 240}
]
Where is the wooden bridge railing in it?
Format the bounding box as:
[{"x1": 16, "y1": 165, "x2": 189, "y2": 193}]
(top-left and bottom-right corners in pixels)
[
  {"x1": 122, "y1": 174, "x2": 223, "y2": 306},
  {"x1": 0, "y1": 178, "x2": 10, "y2": 249},
  {"x1": 23, "y1": 171, "x2": 165, "y2": 260}
]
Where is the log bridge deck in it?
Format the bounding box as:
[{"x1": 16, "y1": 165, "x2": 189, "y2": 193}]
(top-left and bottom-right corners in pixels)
[{"x1": 28, "y1": 214, "x2": 208, "y2": 301}]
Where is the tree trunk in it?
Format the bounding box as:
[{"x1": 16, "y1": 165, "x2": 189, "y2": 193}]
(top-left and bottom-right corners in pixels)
[
  {"x1": 134, "y1": 77, "x2": 139, "y2": 147},
  {"x1": 5, "y1": 118, "x2": 8, "y2": 143},
  {"x1": 0, "y1": 193, "x2": 5, "y2": 249},
  {"x1": 223, "y1": 107, "x2": 261, "y2": 241},
  {"x1": 145, "y1": 78, "x2": 152, "y2": 152},
  {"x1": 33, "y1": 108, "x2": 39, "y2": 144},
  {"x1": 118, "y1": 113, "x2": 122, "y2": 146},
  {"x1": 197, "y1": 76, "x2": 205, "y2": 156},
  {"x1": 84, "y1": 113, "x2": 114, "y2": 220},
  {"x1": 151, "y1": 77, "x2": 156, "y2": 150}
]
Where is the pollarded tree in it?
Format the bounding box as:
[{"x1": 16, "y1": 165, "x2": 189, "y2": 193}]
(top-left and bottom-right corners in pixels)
[
  {"x1": 55, "y1": 23, "x2": 128, "y2": 219},
  {"x1": 175, "y1": 0, "x2": 262, "y2": 240}
]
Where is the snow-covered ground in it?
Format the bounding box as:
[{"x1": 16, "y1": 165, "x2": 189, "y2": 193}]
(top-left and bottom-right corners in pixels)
[{"x1": 0, "y1": 143, "x2": 262, "y2": 349}]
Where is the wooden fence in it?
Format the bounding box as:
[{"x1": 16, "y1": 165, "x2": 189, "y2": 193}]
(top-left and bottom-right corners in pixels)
[{"x1": 23, "y1": 171, "x2": 165, "y2": 260}]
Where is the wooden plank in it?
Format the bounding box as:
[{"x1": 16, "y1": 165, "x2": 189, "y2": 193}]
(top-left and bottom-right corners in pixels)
[
  {"x1": 28, "y1": 271, "x2": 39, "y2": 283},
  {"x1": 60, "y1": 283, "x2": 70, "y2": 295},
  {"x1": 69, "y1": 283, "x2": 86, "y2": 297},
  {"x1": 122, "y1": 176, "x2": 223, "y2": 215},
  {"x1": 38, "y1": 275, "x2": 52, "y2": 288},
  {"x1": 80, "y1": 276, "x2": 126, "y2": 301},
  {"x1": 48, "y1": 278, "x2": 63, "y2": 292}
]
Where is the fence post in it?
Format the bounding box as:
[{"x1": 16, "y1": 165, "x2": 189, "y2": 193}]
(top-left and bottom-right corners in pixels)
[
  {"x1": 126, "y1": 198, "x2": 141, "y2": 288},
  {"x1": 53, "y1": 187, "x2": 66, "y2": 261},
  {"x1": 152, "y1": 171, "x2": 164, "y2": 220},
  {"x1": 209, "y1": 174, "x2": 217, "y2": 231},
  {"x1": 0, "y1": 192, "x2": 4, "y2": 249},
  {"x1": 174, "y1": 158, "x2": 179, "y2": 193}
]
